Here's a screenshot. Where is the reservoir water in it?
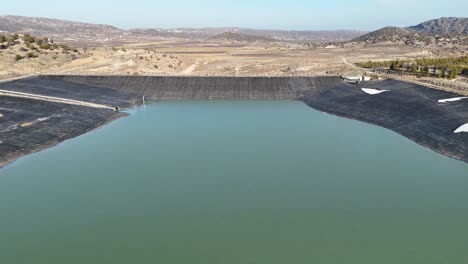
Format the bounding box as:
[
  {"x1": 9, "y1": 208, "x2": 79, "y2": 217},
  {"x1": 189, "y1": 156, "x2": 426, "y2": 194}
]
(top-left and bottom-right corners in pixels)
[{"x1": 1, "y1": 101, "x2": 467, "y2": 264}]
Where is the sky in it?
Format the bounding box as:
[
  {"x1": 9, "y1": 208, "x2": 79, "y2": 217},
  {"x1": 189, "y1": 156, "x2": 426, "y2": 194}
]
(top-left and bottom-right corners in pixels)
[{"x1": 1, "y1": 0, "x2": 467, "y2": 31}]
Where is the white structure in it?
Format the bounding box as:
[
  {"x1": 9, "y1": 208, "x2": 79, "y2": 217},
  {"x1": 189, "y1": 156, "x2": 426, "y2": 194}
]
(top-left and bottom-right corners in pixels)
[
  {"x1": 342, "y1": 75, "x2": 371, "y2": 82},
  {"x1": 438, "y1": 97, "x2": 468, "y2": 103},
  {"x1": 454, "y1": 124, "x2": 468, "y2": 133},
  {"x1": 343, "y1": 75, "x2": 362, "y2": 81},
  {"x1": 361, "y1": 88, "x2": 389, "y2": 95}
]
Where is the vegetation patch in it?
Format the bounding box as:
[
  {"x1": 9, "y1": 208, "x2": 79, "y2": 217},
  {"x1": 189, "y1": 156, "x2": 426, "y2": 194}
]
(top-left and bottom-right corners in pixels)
[{"x1": 358, "y1": 56, "x2": 468, "y2": 79}]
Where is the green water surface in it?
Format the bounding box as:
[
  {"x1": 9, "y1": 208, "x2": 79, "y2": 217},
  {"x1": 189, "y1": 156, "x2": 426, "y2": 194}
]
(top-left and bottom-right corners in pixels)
[{"x1": 1, "y1": 101, "x2": 467, "y2": 264}]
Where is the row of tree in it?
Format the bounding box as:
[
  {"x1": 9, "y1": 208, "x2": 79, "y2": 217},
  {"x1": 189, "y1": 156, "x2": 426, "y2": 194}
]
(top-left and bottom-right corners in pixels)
[{"x1": 358, "y1": 56, "x2": 468, "y2": 79}]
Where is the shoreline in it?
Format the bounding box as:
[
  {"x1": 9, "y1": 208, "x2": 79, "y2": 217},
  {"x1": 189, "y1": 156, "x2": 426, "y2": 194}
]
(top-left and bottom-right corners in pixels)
[
  {"x1": 0, "y1": 75, "x2": 466, "y2": 167},
  {"x1": 0, "y1": 111, "x2": 127, "y2": 169}
]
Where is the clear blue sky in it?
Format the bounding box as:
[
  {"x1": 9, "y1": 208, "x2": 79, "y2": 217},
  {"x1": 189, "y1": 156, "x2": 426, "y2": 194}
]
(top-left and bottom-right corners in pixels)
[{"x1": 2, "y1": 0, "x2": 467, "y2": 30}]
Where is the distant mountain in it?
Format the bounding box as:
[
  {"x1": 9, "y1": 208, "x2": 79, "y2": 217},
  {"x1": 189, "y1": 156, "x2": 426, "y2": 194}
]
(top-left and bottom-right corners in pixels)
[
  {"x1": 409, "y1": 17, "x2": 468, "y2": 35},
  {"x1": 0, "y1": 15, "x2": 124, "y2": 41},
  {"x1": 208, "y1": 32, "x2": 278, "y2": 43},
  {"x1": 353, "y1": 27, "x2": 421, "y2": 43},
  {"x1": 130, "y1": 28, "x2": 366, "y2": 43},
  {"x1": 0, "y1": 15, "x2": 366, "y2": 43},
  {"x1": 351, "y1": 17, "x2": 467, "y2": 47}
]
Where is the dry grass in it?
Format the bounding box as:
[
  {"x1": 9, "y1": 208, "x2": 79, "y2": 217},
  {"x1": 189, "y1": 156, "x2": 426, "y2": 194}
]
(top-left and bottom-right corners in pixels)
[{"x1": 0, "y1": 39, "x2": 443, "y2": 79}]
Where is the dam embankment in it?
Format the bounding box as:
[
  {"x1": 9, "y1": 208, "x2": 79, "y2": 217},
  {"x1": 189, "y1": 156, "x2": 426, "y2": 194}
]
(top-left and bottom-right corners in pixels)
[{"x1": 0, "y1": 75, "x2": 466, "y2": 167}]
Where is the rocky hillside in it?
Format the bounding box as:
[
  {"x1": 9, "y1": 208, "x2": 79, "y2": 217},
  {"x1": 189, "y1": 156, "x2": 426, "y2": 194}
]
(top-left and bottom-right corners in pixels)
[
  {"x1": 351, "y1": 17, "x2": 468, "y2": 48},
  {"x1": 0, "y1": 15, "x2": 125, "y2": 41},
  {"x1": 0, "y1": 33, "x2": 81, "y2": 79},
  {"x1": 409, "y1": 17, "x2": 468, "y2": 35},
  {"x1": 352, "y1": 27, "x2": 425, "y2": 43}
]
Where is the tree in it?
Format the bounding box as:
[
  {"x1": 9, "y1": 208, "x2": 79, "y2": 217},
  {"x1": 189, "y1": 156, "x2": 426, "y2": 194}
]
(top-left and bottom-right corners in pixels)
[
  {"x1": 450, "y1": 67, "x2": 459, "y2": 79},
  {"x1": 461, "y1": 67, "x2": 468, "y2": 75},
  {"x1": 0, "y1": 35, "x2": 6, "y2": 43},
  {"x1": 437, "y1": 67, "x2": 443, "y2": 78},
  {"x1": 410, "y1": 64, "x2": 418, "y2": 74},
  {"x1": 423, "y1": 66, "x2": 430, "y2": 76},
  {"x1": 440, "y1": 66, "x2": 447, "y2": 78}
]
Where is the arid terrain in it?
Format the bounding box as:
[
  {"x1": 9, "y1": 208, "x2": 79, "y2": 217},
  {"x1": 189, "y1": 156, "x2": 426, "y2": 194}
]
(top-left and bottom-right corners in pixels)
[
  {"x1": 1, "y1": 16, "x2": 467, "y2": 93},
  {"x1": 0, "y1": 38, "x2": 440, "y2": 77}
]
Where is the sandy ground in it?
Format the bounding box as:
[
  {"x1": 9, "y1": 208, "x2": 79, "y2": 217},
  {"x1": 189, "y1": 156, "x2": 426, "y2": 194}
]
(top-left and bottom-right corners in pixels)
[
  {"x1": 1, "y1": 39, "x2": 434, "y2": 79},
  {"x1": 3, "y1": 39, "x2": 467, "y2": 95}
]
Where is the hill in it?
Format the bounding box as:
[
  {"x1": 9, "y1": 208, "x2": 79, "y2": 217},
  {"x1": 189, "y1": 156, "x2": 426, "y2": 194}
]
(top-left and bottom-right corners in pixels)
[
  {"x1": 0, "y1": 15, "x2": 124, "y2": 41},
  {"x1": 352, "y1": 27, "x2": 423, "y2": 44},
  {"x1": 0, "y1": 15, "x2": 366, "y2": 43},
  {"x1": 351, "y1": 18, "x2": 468, "y2": 48},
  {"x1": 409, "y1": 17, "x2": 468, "y2": 35}
]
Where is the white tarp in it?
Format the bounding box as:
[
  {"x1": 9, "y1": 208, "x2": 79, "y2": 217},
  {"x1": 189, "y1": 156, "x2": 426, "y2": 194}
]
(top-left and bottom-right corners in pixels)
[
  {"x1": 454, "y1": 123, "x2": 468, "y2": 133},
  {"x1": 361, "y1": 88, "x2": 389, "y2": 95},
  {"x1": 438, "y1": 97, "x2": 468, "y2": 103}
]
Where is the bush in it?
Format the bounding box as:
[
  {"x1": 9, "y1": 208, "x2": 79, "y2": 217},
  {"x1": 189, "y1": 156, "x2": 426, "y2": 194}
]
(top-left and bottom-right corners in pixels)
[
  {"x1": 11, "y1": 33, "x2": 19, "y2": 41},
  {"x1": 14, "y1": 54, "x2": 24, "y2": 61},
  {"x1": 461, "y1": 67, "x2": 468, "y2": 75},
  {"x1": 60, "y1": 44, "x2": 70, "y2": 52},
  {"x1": 23, "y1": 34, "x2": 33, "y2": 44},
  {"x1": 40, "y1": 43, "x2": 50, "y2": 50},
  {"x1": 26, "y1": 52, "x2": 38, "y2": 59}
]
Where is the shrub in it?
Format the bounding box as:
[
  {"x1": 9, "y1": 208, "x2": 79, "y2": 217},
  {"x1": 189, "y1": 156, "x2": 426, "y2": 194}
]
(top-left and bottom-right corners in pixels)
[
  {"x1": 26, "y1": 52, "x2": 37, "y2": 58},
  {"x1": 40, "y1": 43, "x2": 50, "y2": 50},
  {"x1": 14, "y1": 54, "x2": 24, "y2": 61},
  {"x1": 23, "y1": 34, "x2": 33, "y2": 44},
  {"x1": 10, "y1": 33, "x2": 19, "y2": 41}
]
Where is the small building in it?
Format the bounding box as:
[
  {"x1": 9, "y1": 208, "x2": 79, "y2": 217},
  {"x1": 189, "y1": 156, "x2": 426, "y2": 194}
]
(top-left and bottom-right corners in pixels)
[{"x1": 342, "y1": 75, "x2": 371, "y2": 82}]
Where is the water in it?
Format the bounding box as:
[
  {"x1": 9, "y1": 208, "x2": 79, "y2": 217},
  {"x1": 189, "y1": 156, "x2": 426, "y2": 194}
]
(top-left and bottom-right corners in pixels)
[{"x1": 1, "y1": 101, "x2": 467, "y2": 264}]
